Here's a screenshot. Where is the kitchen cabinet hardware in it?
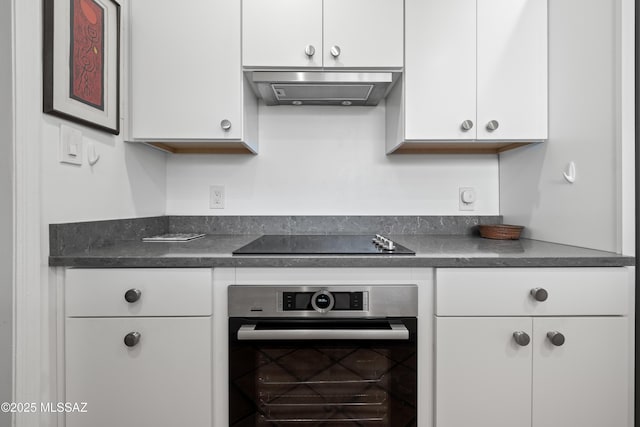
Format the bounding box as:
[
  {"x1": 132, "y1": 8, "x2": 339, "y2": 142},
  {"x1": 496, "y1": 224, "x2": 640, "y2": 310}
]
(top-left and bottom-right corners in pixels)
[
  {"x1": 486, "y1": 120, "x2": 500, "y2": 131},
  {"x1": 546, "y1": 331, "x2": 565, "y2": 347},
  {"x1": 304, "y1": 44, "x2": 316, "y2": 57},
  {"x1": 530, "y1": 287, "x2": 548, "y2": 302},
  {"x1": 461, "y1": 120, "x2": 474, "y2": 131},
  {"x1": 124, "y1": 288, "x2": 142, "y2": 303},
  {"x1": 330, "y1": 45, "x2": 341, "y2": 58},
  {"x1": 512, "y1": 331, "x2": 531, "y2": 347},
  {"x1": 220, "y1": 119, "x2": 232, "y2": 131},
  {"x1": 124, "y1": 332, "x2": 141, "y2": 347}
]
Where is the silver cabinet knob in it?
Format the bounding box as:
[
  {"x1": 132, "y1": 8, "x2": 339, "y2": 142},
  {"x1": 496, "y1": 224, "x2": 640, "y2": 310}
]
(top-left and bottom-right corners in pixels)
[
  {"x1": 486, "y1": 120, "x2": 500, "y2": 131},
  {"x1": 304, "y1": 45, "x2": 316, "y2": 57},
  {"x1": 461, "y1": 120, "x2": 474, "y2": 131},
  {"x1": 220, "y1": 119, "x2": 232, "y2": 131},
  {"x1": 124, "y1": 288, "x2": 141, "y2": 303},
  {"x1": 547, "y1": 331, "x2": 565, "y2": 346},
  {"x1": 124, "y1": 332, "x2": 141, "y2": 347},
  {"x1": 513, "y1": 331, "x2": 531, "y2": 347},
  {"x1": 330, "y1": 45, "x2": 341, "y2": 58},
  {"x1": 530, "y1": 288, "x2": 548, "y2": 302}
]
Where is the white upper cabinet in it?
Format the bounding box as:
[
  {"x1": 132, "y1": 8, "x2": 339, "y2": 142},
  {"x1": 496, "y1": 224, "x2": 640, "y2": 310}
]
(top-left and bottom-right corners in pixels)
[
  {"x1": 387, "y1": 0, "x2": 547, "y2": 154},
  {"x1": 322, "y1": 0, "x2": 403, "y2": 68},
  {"x1": 128, "y1": 0, "x2": 257, "y2": 154},
  {"x1": 404, "y1": 0, "x2": 477, "y2": 141},
  {"x1": 476, "y1": 0, "x2": 548, "y2": 140},
  {"x1": 242, "y1": 0, "x2": 323, "y2": 68},
  {"x1": 242, "y1": 0, "x2": 403, "y2": 68}
]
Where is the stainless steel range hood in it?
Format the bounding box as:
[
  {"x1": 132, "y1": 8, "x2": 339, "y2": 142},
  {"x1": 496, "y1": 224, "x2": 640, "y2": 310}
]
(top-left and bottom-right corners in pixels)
[{"x1": 246, "y1": 71, "x2": 401, "y2": 106}]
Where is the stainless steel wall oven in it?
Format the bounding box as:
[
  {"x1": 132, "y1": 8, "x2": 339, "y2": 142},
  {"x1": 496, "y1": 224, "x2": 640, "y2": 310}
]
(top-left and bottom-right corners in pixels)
[{"x1": 228, "y1": 285, "x2": 418, "y2": 427}]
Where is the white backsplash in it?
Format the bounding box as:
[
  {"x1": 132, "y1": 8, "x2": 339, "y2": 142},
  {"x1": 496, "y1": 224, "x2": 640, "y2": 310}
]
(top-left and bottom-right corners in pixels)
[{"x1": 166, "y1": 103, "x2": 500, "y2": 215}]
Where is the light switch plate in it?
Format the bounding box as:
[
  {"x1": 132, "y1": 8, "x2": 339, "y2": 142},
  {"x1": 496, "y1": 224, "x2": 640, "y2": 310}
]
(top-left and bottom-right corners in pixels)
[{"x1": 59, "y1": 125, "x2": 83, "y2": 165}]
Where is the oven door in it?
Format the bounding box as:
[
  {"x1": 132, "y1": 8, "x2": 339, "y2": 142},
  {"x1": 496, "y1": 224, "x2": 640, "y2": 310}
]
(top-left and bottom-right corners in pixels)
[{"x1": 229, "y1": 318, "x2": 417, "y2": 427}]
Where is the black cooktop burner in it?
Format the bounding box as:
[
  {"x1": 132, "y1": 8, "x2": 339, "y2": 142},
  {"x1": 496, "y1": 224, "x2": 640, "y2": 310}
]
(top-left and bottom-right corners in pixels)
[{"x1": 232, "y1": 235, "x2": 415, "y2": 256}]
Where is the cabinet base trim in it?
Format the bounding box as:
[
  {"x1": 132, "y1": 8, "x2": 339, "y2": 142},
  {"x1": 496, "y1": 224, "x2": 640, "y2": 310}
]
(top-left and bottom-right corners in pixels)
[{"x1": 387, "y1": 141, "x2": 538, "y2": 155}]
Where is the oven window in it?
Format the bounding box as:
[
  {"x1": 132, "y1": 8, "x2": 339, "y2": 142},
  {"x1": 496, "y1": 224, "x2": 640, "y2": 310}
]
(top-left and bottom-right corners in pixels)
[{"x1": 229, "y1": 319, "x2": 417, "y2": 427}]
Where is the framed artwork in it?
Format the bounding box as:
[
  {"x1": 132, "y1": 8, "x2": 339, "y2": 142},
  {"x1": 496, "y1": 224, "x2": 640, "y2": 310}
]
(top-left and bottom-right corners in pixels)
[{"x1": 43, "y1": 0, "x2": 121, "y2": 135}]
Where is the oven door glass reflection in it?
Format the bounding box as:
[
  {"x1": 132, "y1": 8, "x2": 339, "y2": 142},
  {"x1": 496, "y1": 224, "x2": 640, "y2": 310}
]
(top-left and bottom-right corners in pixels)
[{"x1": 229, "y1": 318, "x2": 417, "y2": 427}]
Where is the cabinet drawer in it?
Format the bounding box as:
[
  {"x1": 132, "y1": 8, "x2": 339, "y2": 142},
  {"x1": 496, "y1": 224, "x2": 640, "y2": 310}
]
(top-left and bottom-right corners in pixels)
[
  {"x1": 66, "y1": 269, "x2": 212, "y2": 317},
  {"x1": 435, "y1": 268, "x2": 631, "y2": 316}
]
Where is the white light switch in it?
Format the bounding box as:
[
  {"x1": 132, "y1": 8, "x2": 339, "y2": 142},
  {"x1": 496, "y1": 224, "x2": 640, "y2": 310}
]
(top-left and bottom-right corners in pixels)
[{"x1": 60, "y1": 125, "x2": 83, "y2": 165}]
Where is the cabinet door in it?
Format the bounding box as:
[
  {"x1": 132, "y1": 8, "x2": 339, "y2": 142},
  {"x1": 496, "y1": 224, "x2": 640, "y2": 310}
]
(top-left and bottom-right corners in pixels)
[
  {"x1": 476, "y1": 0, "x2": 547, "y2": 140},
  {"x1": 323, "y1": 0, "x2": 403, "y2": 68},
  {"x1": 65, "y1": 317, "x2": 212, "y2": 427},
  {"x1": 533, "y1": 317, "x2": 629, "y2": 427},
  {"x1": 130, "y1": 0, "x2": 242, "y2": 140},
  {"x1": 435, "y1": 317, "x2": 532, "y2": 427},
  {"x1": 242, "y1": 0, "x2": 322, "y2": 68},
  {"x1": 405, "y1": 0, "x2": 477, "y2": 140}
]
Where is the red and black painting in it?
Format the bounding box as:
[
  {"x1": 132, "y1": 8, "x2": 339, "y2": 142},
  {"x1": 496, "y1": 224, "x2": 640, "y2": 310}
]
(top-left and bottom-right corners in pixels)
[{"x1": 69, "y1": 0, "x2": 105, "y2": 111}]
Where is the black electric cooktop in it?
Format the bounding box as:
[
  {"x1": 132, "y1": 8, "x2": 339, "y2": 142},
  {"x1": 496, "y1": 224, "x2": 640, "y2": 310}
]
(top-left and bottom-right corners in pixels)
[{"x1": 232, "y1": 235, "x2": 415, "y2": 256}]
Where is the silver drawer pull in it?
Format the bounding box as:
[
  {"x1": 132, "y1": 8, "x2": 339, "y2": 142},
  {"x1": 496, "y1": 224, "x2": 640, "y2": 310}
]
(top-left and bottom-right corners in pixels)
[
  {"x1": 304, "y1": 44, "x2": 316, "y2": 57},
  {"x1": 486, "y1": 120, "x2": 499, "y2": 131},
  {"x1": 512, "y1": 331, "x2": 530, "y2": 347},
  {"x1": 530, "y1": 287, "x2": 548, "y2": 302},
  {"x1": 124, "y1": 332, "x2": 141, "y2": 347},
  {"x1": 547, "y1": 331, "x2": 565, "y2": 346},
  {"x1": 237, "y1": 322, "x2": 409, "y2": 341},
  {"x1": 124, "y1": 288, "x2": 141, "y2": 303},
  {"x1": 461, "y1": 120, "x2": 474, "y2": 131}
]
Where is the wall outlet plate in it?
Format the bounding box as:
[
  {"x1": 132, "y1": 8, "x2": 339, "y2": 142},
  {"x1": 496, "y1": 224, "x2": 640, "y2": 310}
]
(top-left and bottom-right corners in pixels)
[
  {"x1": 210, "y1": 185, "x2": 225, "y2": 209},
  {"x1": 59, "y1": 125, "x2": 83, "y2": 165},
  {"x1": 459, "y1": 187, "x2": 476, "y2": 211}
]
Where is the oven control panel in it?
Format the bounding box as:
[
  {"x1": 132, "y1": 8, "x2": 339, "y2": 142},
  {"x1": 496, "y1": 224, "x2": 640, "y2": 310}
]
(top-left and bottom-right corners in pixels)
[
  {"x1": 228, "y1": 285, "x2": 417, "y2": 318},
  {"x1": 283, "y1": 290, "x2": 365, "y2": 312}
]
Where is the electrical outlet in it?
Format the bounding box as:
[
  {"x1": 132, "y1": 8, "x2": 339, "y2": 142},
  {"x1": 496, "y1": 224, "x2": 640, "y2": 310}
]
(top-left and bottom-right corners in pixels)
[
  {"x1": 210, "y1": 185, "x2": 225, "y2": 209},
  {"x1": 459, "y1": 187, "x2": 476, "y2": 211}
]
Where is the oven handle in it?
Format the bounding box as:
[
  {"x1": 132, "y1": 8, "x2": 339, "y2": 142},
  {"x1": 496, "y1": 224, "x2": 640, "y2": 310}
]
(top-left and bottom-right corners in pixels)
[{"x1": 236, "y1": 321, "x2": 409, "y2": 341}]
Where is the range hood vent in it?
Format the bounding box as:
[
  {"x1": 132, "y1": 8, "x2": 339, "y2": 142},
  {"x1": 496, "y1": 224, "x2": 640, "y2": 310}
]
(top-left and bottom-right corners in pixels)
[{"x1": 247, "y1": 71, "x2": 400, "y2": 106}]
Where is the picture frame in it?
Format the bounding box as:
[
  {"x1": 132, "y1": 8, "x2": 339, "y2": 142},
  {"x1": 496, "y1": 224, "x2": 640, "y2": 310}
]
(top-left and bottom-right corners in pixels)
[{"x1": 43, "y1": 0, "x2": 121, "y2": 135}]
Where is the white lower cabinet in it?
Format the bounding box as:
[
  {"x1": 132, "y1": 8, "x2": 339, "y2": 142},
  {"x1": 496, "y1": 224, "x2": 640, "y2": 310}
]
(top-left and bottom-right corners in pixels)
[
  {"x1": 63, "y1": 269, "x2": 213, "y2": 427},
  {"x1": 65, "y1": 317, "x2": 212, "y2": 427},
  {"x1": 435, "y1": 268, "x2": 633, "y2": 427},
  {"x1": 532, "y1": 317, "x2": 629, "y2": 427},
  {"x1": 436, "y1": 317, "x2": 532, "y2": 427}
]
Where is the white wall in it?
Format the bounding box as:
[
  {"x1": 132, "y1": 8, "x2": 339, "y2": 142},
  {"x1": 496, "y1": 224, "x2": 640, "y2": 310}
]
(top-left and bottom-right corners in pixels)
[
  {"x1": 166, "y1": 104, "x2": 500, "y2": 215},
  {"x1": 11, "y1": 1, "x2": 167, "y2": 421},
  {"x1": 41, "y1": 2, "x2": 167, "y2": 224},
  {"x1": 42, "y1": 123, "x2": 167, "y2": 224},
  {"x1": 0, "y1": 0, "x2": 13, "y2": 424},
  {"x1": 500, "y1": 0, "x2": 633, "y2": 253}
]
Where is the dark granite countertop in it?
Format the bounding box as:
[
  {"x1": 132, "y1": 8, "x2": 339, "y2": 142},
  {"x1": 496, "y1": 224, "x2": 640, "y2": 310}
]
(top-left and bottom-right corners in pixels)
[{"x1": 48, "y1": 234, "x2": 635, "y2": 268}]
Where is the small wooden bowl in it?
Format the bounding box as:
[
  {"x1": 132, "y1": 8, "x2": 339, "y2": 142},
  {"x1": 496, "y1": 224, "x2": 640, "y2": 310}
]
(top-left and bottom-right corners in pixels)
[{"x1": 478, "y1": 224, "x2": 524, "y2": 240}]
